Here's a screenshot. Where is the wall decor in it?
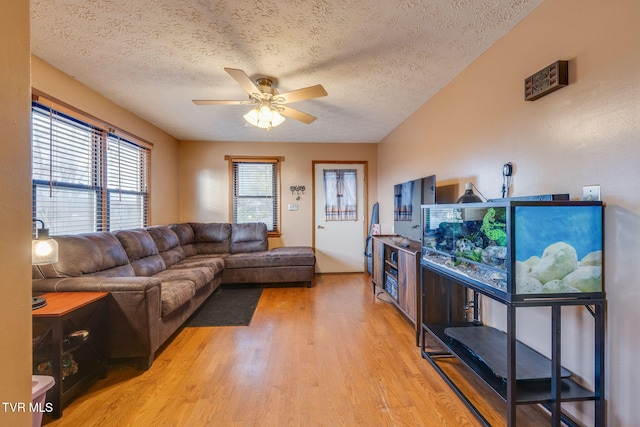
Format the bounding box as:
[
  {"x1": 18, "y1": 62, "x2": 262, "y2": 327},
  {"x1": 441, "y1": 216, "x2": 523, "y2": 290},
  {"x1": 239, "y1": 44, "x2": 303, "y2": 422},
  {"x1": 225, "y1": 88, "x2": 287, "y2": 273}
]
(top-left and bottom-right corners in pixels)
[
  {"x1": 290, "y1": 185, "x2": 305, "y2": 200},
  {"x1": 524, "y1": 60, "x2": 568, "y2": 101}
]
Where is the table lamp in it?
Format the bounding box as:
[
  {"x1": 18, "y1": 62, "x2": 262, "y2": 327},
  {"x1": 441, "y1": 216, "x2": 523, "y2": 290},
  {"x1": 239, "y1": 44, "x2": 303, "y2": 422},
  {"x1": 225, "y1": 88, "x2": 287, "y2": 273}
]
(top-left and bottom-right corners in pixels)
[{"x1": 32, "y1": 219, "x2": 58, "y2": 309}]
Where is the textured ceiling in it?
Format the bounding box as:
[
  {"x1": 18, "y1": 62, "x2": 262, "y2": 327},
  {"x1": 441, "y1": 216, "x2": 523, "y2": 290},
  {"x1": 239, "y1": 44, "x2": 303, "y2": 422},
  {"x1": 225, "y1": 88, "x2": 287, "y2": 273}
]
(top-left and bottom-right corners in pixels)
[{"x1": 31, "y1": 0, "x2": 543, "y2": 143}]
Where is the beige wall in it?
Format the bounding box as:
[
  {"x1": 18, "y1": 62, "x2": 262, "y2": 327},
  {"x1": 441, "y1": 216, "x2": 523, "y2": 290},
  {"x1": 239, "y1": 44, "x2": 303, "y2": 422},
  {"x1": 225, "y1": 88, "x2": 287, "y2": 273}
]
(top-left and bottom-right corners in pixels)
[
  {"x1": 179, "y1": 141, "x2": 378, "y2": 248},
  {"x1": 0, "y1": 43, "x2": 181, "y2": 423},
  {"x1": 0, "y1": 0, "x2": 34, "y2": 424},
  {"x1": 378, "y1": 0, "x2": 639, "y2": 425},
  {"x1": 5, "y1": 0, "x2": 636, "y2": 424},
  {"x1": 30, "y1": 56, "x2": 181, "y2": 226}
]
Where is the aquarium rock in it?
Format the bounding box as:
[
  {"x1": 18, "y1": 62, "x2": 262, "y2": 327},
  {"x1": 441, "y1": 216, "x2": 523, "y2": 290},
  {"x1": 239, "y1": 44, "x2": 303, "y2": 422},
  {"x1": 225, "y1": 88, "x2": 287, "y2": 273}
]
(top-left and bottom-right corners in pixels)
[
  {"x1": 482, "y1": 245, "x2": 507, "y2": 267},
  {"x1": 424, "y1": 236, "x2": 437, "y2": 249},
  {"x1": 542, "y1": 280, "x2": 580, "y2": 293},
  {"x1": 580, "y1": 250, "x2": 602, "y2": 267},
  {"x1": 531, "y1": 242, "x2": 578, "y2": 284},
  {"x1": 516, "y1": 256, "x2": 541, "y2": 277},
  {"x1": 516, "y1": 276, "x2": 544, "y2": 293},
  {"x1": 563, "y1": 266, "x2": 602, "y2": 292},
  {"x1": 456, "y1": 238, "x2": 475, "y2": 252}
]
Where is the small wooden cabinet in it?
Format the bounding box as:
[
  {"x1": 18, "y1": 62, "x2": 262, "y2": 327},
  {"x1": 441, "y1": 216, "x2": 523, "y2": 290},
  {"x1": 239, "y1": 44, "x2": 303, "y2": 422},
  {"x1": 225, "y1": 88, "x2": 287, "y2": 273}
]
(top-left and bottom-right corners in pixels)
[
  {"x1": 32, "y1": 292, "x2": 108, "y2": 418},
  {"x1": 372, "y1": 236, "x2": 420, "y2": 342}
]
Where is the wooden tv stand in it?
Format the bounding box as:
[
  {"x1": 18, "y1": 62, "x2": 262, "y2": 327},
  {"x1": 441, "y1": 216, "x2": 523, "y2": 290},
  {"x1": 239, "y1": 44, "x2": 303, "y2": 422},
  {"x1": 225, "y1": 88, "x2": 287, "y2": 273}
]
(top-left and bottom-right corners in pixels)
[{"x1": 372, "y1": 236, "x2": 419, "y2": 342}]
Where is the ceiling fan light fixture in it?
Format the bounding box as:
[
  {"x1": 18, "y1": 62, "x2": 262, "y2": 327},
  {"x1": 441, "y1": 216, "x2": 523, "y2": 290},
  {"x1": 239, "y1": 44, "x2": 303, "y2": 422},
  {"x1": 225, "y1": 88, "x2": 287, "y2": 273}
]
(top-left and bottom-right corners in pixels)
[
  {"x1": 258, "y1": 105, "x2": 275, "y2": 122},
  {"x1": 194, "y1": 68, "x2": 326, "y2": 129},
  {"x1": 243, "y1": 104, "x2": 285, "y2": 130}
]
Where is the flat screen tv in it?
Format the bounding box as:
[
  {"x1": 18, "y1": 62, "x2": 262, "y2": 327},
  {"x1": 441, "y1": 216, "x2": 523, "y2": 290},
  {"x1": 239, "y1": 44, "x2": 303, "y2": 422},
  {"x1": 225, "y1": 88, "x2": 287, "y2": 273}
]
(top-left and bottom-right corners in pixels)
[{"x1": 393, "y1": 175, "x2": 435, "y2": 243}]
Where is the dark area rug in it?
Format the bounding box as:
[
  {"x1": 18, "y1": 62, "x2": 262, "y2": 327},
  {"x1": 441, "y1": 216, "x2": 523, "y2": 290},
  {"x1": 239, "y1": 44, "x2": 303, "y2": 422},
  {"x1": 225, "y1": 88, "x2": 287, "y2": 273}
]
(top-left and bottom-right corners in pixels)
[{"x1": 186, "y1": 285, "x2": 263, "y2": 327}]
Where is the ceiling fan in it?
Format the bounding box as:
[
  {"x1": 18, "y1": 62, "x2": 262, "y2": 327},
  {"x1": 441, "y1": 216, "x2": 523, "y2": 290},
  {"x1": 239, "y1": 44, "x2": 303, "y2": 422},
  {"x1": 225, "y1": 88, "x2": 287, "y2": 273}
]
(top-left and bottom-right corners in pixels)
[{"x1": 193, "y1": 67, "x2": 328, "y2": 130}]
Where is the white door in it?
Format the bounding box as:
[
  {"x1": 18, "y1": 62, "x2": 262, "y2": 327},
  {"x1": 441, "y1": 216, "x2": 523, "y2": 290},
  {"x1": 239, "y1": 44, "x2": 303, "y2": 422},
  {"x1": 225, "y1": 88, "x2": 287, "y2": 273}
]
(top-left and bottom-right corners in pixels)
[{"x1": 313, "y1": 162, "x2": 366, "y2": 273}]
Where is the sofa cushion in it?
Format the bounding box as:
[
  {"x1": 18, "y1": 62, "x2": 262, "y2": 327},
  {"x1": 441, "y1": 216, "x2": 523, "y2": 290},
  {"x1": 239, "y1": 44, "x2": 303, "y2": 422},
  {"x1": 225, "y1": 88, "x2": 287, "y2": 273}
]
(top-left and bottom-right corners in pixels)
[
  {"x1": 168, "y1": 223, "x2": 197, "y2": 257},
  {"x1": 152, "y1": 266, "x2": 215, "y2": 292},
  {"x1": 170, "y1": 256, "x2": 226, "y2": 275},
  {"x1": 161, "y1": 280, "x2": 196, "y2": 317},
  {"x1": 230, "y1": 222, "x2": 268, "y2": 253},
  {"x1": 224, "y1": 247, "x2": 315, "y2": 269},
  {"x1": 221, "y1": 265, "x2": 314, "y2": 284},
  {"x1": 33, "y1": 233, "x2": 135, "y2": 279},
  {"x1": 146, "y1": 225, "x2": 186, "y2": 267},
  {"x1": 114, "y1": 229, "x2": 167, "y2": 277},
  {"x1": 190, "y1": 223, "x2": 232, "y2": 254}
]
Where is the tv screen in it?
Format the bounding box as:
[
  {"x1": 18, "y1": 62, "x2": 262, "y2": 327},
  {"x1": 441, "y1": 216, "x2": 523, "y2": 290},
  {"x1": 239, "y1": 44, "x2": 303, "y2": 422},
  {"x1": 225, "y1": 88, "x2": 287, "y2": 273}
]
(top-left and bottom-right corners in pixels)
[{"x1": 393, "y1": 175, "x2": 435, "y2": 242}]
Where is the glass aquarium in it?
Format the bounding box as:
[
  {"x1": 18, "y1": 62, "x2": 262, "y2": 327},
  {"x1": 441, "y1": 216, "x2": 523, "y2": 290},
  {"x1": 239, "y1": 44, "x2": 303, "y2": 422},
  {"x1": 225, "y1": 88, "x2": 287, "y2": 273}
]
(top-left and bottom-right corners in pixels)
[{"x1": 421, "y1": 201, "x2": 603, "y2": 300}]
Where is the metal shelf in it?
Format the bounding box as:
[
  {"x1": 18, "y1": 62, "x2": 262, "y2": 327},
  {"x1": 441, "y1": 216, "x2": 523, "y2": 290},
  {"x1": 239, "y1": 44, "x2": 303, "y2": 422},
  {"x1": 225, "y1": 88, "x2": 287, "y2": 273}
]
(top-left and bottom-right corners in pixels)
[{"x1": 420, "y1": 265, "x2": 605, "y2": 427}]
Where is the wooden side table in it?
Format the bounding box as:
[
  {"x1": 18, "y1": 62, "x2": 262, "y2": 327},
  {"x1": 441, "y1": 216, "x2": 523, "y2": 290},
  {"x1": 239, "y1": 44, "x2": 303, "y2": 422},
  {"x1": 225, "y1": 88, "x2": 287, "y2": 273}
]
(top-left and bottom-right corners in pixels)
[{"x1": 32, "y1": 292, "x2": 108, "y2": 418}]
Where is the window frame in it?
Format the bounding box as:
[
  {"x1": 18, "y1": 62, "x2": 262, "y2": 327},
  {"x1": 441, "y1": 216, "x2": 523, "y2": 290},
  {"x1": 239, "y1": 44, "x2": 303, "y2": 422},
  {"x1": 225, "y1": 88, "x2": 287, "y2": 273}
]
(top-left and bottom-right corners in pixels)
[
  {"x1": 31, "y1": 95, "x2": 151, "y2": 235},
  {"x1": 226, "y1": 155, "x2": 283, "y2": 237}
]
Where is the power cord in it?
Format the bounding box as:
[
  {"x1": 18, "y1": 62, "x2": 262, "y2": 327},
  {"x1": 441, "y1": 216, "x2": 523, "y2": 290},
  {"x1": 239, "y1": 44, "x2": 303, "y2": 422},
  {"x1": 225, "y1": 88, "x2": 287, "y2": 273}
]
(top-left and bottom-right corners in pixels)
[
  {"x1": 470, "y1": 183, "x2": 487, "y2": 202},
  {"x1": 375, "y1": 291, "x2": 395, "y2": 305}
]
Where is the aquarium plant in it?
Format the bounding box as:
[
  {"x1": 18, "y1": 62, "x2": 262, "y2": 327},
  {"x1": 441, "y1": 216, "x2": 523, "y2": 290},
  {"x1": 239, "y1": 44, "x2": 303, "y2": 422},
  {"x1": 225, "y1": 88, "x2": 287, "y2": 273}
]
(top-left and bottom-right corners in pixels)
[{"x1": 480, "y1": 208, "x2": 507, "y2": 246}]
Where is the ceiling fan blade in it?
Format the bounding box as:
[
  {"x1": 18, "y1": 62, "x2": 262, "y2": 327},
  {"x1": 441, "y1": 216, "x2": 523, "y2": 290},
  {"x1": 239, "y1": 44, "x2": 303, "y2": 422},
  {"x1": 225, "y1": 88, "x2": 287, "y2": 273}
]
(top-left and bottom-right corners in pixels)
[
  {"x1": 224, "y1": 67, "x2": 261, "y2": 95},
  {"x1": 279, "y1": 105, "x2": 317, "y2": 124},
  {"x1": 277, "y1": 84, "x2": 327, "y2": 104},
  {"x1": 193, "y1": 99, "x2": 254, "y2": 105}
]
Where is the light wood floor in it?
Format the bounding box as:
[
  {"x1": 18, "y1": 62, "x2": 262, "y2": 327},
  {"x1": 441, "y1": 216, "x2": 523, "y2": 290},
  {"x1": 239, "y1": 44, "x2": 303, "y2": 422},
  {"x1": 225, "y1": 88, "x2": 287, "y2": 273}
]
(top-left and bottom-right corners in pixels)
[{"x1": 43, "y1": 273, "x2": 552, "y2": 426}]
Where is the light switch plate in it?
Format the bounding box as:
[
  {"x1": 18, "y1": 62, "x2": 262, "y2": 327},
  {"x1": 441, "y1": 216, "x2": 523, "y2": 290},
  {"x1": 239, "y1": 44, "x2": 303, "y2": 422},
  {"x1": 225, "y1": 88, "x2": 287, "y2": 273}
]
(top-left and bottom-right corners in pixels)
[
  {"x1": 582, "y1": 185, "x2": 601, "y2": 201},
  {"x1": 288, "y1": 203, "x2": 299, "y2": 211}
]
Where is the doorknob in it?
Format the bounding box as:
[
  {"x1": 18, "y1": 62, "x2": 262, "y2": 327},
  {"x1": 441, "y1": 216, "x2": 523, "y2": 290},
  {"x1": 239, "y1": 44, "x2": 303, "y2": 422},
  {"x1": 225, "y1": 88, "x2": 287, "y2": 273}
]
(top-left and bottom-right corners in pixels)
[{"x1": 317, "y1": 225, "x2": 324, "y2": 229}]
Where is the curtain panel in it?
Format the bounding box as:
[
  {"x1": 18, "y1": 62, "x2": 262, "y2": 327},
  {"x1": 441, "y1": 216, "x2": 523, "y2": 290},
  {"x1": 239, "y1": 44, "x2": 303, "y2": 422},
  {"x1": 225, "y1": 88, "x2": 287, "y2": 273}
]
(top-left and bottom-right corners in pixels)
[{"x1": 323, "y1": 169, "x2": 357, "y2": 221}]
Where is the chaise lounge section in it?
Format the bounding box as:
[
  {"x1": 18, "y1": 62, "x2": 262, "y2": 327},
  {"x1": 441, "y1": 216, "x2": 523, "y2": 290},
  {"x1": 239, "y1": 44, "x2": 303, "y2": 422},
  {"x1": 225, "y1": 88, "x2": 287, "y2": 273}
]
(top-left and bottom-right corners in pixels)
[{"x1": 32, "y1": 222, "x2": 315, "y2": 369}]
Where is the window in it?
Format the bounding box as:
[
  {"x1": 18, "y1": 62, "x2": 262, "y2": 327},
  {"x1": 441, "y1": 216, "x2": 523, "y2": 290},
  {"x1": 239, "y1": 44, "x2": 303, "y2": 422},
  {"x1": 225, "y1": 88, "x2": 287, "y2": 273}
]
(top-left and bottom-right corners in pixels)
[
  {"x1": 32, "y1": 100, "x2": 150, "y2": 235},
  {"x1": 106, "y1": 134, "x2": 150, "y2": 231},
  {"x1": 323, "y1": 169, "x2": 357, "y2": 221},
  {"x1": 226, "y1": 156, "x2": 282, "y2": 235}
]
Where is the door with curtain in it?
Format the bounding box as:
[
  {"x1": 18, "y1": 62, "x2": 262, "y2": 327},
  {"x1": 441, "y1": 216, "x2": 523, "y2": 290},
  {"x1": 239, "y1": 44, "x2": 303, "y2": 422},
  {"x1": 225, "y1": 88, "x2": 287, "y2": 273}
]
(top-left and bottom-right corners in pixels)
[{"x1": 313, "y1": 162, "x2": 366, "y2": 273}]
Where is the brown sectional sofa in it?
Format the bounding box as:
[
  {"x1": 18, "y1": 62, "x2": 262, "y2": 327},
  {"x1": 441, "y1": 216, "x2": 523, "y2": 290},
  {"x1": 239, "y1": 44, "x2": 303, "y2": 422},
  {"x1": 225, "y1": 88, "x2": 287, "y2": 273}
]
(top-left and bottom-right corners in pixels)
[{"x1": 32, "y1": 222, "x2": 315, "y2": 369}]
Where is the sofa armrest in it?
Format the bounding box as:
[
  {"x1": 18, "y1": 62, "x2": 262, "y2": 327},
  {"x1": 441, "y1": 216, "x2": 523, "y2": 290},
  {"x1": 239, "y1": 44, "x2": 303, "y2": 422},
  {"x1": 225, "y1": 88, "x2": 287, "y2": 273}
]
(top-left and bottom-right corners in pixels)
[
  {"x1": 32, "y1": 276, "x2": 162, "y2": 363},
  {"x1": 32, "y1": 276, "x2": 161, "y2": 293}
]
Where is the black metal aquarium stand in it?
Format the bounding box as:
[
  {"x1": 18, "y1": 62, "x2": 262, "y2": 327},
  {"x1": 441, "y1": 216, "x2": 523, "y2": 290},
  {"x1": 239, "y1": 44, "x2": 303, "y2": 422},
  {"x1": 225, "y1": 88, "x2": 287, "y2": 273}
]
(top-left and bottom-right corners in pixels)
[{"x1": 420, "y1": 265, "x2": 605, "y2": 427}]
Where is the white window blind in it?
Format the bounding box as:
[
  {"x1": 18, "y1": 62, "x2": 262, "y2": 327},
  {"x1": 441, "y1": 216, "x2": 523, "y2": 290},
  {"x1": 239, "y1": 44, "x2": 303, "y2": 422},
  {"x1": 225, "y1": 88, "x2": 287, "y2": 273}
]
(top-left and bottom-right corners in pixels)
[
  {"x1": 32, "y1": 102, "x2": 150, "y2": 235},
  {"x1": 107, "y1": 134, "x2": 150, "y2": 231},
  {"x1": 228, "y1": 157, "x2": 281, "y2": 234}
]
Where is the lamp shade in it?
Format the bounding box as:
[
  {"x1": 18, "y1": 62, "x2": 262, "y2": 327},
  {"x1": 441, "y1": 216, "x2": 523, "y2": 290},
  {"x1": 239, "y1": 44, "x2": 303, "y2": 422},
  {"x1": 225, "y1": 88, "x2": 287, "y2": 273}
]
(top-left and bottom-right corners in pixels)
[
  {"x1": 32, "y1": 238, "x2": 58, "y2": 265},
  {"x1": 456, "y1": 183, "x2": 482, "y2": 203},
  {"x1": 243, "y1": 105, "x2": 285, "y2": 130},
  {"x1": 31, "y1": 220, "x2": 59, "y2": 265}
]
